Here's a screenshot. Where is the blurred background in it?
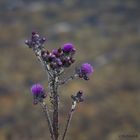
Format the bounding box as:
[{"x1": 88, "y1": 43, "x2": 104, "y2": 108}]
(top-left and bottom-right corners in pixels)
[{"x1": 0, "y1": 0, "x2": 140, "y2": 140}]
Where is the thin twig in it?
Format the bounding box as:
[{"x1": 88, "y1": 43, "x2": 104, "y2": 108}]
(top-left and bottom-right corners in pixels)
[
  {"x1": 62, "y1": 101, "x2": 77, "y2": 140},
  {"x1": 40, "y1": 102, "x2": 55, "y2": 140},
  {"x1": 59, "y1": 74, "x2": 78, "y2": 85}
]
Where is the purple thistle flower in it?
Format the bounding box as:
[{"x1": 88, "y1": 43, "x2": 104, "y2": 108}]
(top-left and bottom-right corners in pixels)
[
  {"x1": 52, "y1": 49, "x2": 58, "y2": 55},
  {"x1": 31, "y1": 84, "x2": 44, "y2": 95},
  {"x1": 31, "y1": 84, "x2": 47, "y2": 105},
  {"x1": 56, "y1": 58, "x2": 62, "y2": 66},
  {"x1": 62, "y1": 43, "x2": 75, "y2": 53},
  {"x1": 80, "y1": 63, "x2": 94, "y2": 75}
]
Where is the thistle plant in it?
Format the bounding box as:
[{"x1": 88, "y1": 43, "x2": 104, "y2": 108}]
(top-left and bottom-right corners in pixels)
[{"x1": 25, "y1": 32, "x2": 94, "y2": 140}]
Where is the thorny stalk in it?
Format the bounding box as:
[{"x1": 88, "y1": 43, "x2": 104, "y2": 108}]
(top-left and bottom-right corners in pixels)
[
  {"x1": 36, "y1": 49, "x2": 59, "y2": 140},
  {"x1": 49, "y1": 76, "x2": 59, "y2": 140},
  {"x1": 62, "y1": 101, "x2": 77, "y2": 140},
  {"x1": 40, "y1": 102, "x2": 55, "y2": 140},
  {"x1": 34, "y1": 47, "x2": 60, "y2": 140}
]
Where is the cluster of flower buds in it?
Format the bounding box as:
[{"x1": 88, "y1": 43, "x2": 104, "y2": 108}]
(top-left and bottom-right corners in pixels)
[
  {"x1": 71, "y1": 90, "x2": 84, "y2": 103},
  {"x1": 41, "y1": 43, "x2": 76, "y2": 70},
  {"x1": 76, "y1": 63, "x2": 94, "y2": 80},
  {"x1": 31, "y1": 84, "x2": 47, "y2": 105},
  {"x1": 25, "y1": 32, "x2": 76, "y2": 72},
  {"x1": 25, "y1": 32, "x2": 46, "y2": 49}
]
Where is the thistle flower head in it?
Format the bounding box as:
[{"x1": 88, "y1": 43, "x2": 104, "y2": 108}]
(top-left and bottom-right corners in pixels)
[
  {"x1": 80, "y1": 63, "x2": 94, "y2": 75},
  {"x1": 56, "y1": 58, "x2": 63, "y2": 66},
  {"x1": 62, "y1": 43, "x2": 75, "y2": 53},
  {"x1": 31, "y1": 84, "x2": 44, "y2": 95},
  {"x1": 76, "y1": 63, "x2": 94, "y2": 80},
  {"x1": 52, "y1": 49, "x2": 58, "y2": 55},
  {"x1": 31, "y1": 84, "x2": 47, "y2": 105}
]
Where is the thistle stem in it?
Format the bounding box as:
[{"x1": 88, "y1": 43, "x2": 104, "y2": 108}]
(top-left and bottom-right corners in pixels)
[
  {"x1": 62, "y1": 101, "x2": 77, "y2": 140},
  {"x1": 59, "y1": 74, "x2": 78, "y2": 85},
  {"x1": 53, "y1": 92, "x2": 59, "y2": 140},
  {"x1": 40, "y1": 102, "x2": 55, "y2": 140},
  {"x1": 49, "y1": 76, "x2": 59, "y2": 140},
  {"x1": 34, "y1": 48, "x2": 53, "y2": 78}
]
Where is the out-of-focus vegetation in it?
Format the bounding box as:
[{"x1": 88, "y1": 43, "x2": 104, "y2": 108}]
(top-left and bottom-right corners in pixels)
[{"x1": 0, "y1": 0, "x2": 140, "y2": 140}]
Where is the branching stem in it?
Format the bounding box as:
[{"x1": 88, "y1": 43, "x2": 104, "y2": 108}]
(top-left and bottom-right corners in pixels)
[{"x1": 59, "y1": 74, "x2": 78, "y2": 85}]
